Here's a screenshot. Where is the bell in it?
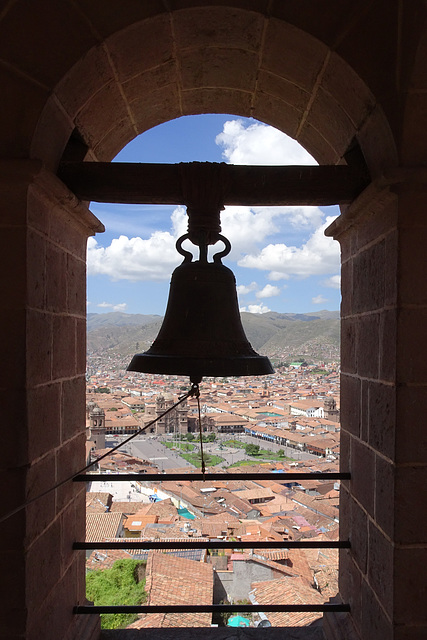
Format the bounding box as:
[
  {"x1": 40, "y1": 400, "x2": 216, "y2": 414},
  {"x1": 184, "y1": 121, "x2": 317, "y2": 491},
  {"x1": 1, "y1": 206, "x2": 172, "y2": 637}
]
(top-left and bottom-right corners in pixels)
[{"x1": 127, "y1": 233, "x2": 273, "y2": 383}]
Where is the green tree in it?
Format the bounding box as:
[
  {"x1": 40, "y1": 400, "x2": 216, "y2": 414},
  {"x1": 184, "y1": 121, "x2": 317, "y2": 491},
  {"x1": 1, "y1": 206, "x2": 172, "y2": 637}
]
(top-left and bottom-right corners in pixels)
[
  {"x1": 245, "y1": 443, "x2": 260, "y2": 456},
  {"x1": 86, "y1": 559, "x2": 147, "y2": 629}
]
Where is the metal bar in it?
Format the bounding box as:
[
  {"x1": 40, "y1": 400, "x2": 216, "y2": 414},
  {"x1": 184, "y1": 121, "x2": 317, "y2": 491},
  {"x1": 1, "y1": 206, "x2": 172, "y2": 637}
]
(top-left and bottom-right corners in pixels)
[
  {"x1": 74, "y1": 540, "x2": 349, "y2": 550},
  {"x1": 74, "y1": 603, "x2": 350, "y2": 614},
  {"x1": 58, "y1": 161, "x2": 369, "y2": 206},
  {"x1": 73, "y1": 472, "x2": 350, "y2": 482}
]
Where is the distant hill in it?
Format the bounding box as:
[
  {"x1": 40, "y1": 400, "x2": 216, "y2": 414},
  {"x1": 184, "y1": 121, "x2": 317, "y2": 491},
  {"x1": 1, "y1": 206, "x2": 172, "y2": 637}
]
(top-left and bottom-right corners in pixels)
[{"x1": 87, "y1": 311, "x2": 340, "y2": 364}]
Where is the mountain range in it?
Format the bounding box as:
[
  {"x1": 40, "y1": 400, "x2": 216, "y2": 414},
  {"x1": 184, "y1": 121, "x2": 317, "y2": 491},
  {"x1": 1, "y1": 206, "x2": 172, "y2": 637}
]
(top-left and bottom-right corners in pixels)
[{"x1": 87, "y1": 310, "x2": 340, "y2": 364}]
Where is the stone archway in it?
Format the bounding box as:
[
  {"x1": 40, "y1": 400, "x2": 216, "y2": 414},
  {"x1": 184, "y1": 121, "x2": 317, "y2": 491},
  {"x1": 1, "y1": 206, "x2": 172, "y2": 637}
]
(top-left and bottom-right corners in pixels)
[{"x1": 2, "y1": 3, "x2": 427, "y2": 640}]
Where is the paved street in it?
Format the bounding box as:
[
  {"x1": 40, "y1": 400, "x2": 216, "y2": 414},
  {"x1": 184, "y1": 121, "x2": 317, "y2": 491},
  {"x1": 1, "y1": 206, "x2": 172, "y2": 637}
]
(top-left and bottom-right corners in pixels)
[{"x1": 106, "y1": 431, "x2": 319, "y2": 472}]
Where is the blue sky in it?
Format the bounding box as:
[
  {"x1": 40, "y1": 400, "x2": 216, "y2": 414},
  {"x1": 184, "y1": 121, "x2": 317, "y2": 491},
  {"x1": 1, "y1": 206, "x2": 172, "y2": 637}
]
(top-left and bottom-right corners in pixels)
[{"x1": 87, "y1": 115, "x2": 341, "y2": 316}]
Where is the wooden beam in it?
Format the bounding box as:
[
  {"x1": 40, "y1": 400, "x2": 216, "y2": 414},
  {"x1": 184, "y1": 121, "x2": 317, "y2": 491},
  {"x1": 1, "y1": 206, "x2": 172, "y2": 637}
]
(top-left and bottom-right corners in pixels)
[{"x1": 58, "y1": 161, "x2": 370, "y2": 206}]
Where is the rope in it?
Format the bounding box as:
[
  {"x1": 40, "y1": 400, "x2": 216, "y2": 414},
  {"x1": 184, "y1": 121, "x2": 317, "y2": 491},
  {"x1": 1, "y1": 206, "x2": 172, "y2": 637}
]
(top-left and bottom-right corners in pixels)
[{"x1": 0, "y1": 382, "x2": 201, "y2": 525}]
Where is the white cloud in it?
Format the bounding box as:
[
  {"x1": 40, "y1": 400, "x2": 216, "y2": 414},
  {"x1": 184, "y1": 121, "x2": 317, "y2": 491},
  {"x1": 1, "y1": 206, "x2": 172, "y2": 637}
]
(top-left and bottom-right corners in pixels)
[
  {"x1": 216, "y1": 119, "x2": 317, "y2": 165},
  {"x1": 312, "y1": 295, "x2": 328, "y2": 305},
  {"x1": 240, "y1": 303, "x2": 271, "y2": 314},
  {"x1": 87, "y1": 231, "x2": 181, "y2": 282},
  {"x1": 236, "y1": 281, "x2": 258, "y2": 295},
  {"x1": 238, "y1": 216, "x2": 340, "y2": 280},
  {"x1": 256, "y1": 284, "x2": 280, "y2": 299},
  {"x1": 97, "y1": 302, "x2": 128, "y2": 312},
  {"x1": 323, "y1": 275, "x2": 341, "y2": 289}
]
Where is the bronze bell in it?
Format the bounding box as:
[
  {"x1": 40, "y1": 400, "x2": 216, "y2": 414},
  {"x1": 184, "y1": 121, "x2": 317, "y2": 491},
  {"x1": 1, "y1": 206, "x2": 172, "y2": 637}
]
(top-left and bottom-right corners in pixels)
[{"x1": 127, "y1": 232, "x2": 273, "y2": 383}]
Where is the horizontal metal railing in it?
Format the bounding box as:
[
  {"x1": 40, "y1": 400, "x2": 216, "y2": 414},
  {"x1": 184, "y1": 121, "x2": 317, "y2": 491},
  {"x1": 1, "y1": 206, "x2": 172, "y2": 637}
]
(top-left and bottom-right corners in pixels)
[
  {"x1": 75, "y1": 540, "x2": 349, "y2": 551},
  {"x1": 75, "y1": 603, "x2": 350, "y2": 614},
  {"x1": 75, "y1": 470, "x2": 350, "y2": 619},
  {"x1": 73, "y1": 471, "x2": 350, "y2": 482}
]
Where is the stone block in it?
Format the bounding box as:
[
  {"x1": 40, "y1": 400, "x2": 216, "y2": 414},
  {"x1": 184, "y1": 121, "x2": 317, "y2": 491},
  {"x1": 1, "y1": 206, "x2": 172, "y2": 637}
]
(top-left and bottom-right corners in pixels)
[
  {"x1": 297, "y1": 122, "x2": 340, "y2": 165},
  {"x1": 321, "y1": 51, "x2": 375, "y2": 128},
  {"x1": 357, "y1": 313, "x2": 380, "y2": 379},
  {"x1": 60, "y1": 496, "x2": 82, "y2": 573},
  {"x1": 75, "y1": 82, "x2": 130, "y2": 150},
  {"x1": 107, "y1": 15, "x2": 173, "y2": 83},
  {"x1": 340, "y1": 317, "x2": 358, "y2": 374},
  {"x1": 257, "y1": 70, "x2": 310, "y2": 112},
  {"x1": 27, "y1": 229, "x2": 46, "y2": 310},
  {"x1": 252, "y1": 93, "x2": 302, "y2": 138},
  {"x1": 26, "y1": 309, "x2": 53, "y2": 386},
  {"x1": 26, "y1": 517, "x2": 62, "y2": 612},
  {"x1": 180, "y1": 47, "x2": 258, "y2": 91},
  {"x1": 338, "y1": 551, "x2": 362, "y2": 633},
  {"x1": 52, "y1": 315, "x2": 76, "y2": 380},
  {"x1": 55, "y1": 44, "x2": 113, "y2": 119},
  {"x1": 360, "y1": 379, "x2": 369, "y2": 443},
  {"x1": 46, "y1": 242, "x2": 67, "y2": 313},
  {"x1": 340, "y1": 259, "x2": 353, "y2": 318},
  {"x1": 340, "y1": 374, "x2": 360, "y2": 437},
  {"x1": 360, "y1": 578, "x2": 393, "y2": 640},
  {"x1": 355, "y1": 200, "x2": 398, "y2": 253},
  {"x1": 56, "y1": 434, "x2": 86, "y2": 513},
  {"x1": 26, "y1": 453, "x2": 57, "y2": 544},
  {"x1": 350, "y1": 495, "x2": 368, "y2": 576},
  {"x1": 122, "y1": 60, "x2": 177, "y2": 102},
  {"x1": 379, "y1": 308, "x2": 397, "y2": 382},
  {"x1": 368, "y1": 381, "x2": 396, "y2": 459},
  {"x1": 384, "y1": 230, "x2": 398, "y2": 307},
  {"x1": 62, "y1": 376, "x2": 86, "y2": 443},
  {"x1": 181, "y1": 88, "x2": 252, "y2": 120},
  {"x1": 357, "y1": 104, "x2": 398, "y2": 178},
  {"x1": 374, "y1": 456, "x2": 395, "y2": 539},
  {"x1": 339, "y1": 430, "x2": 351, "y2": 476},
  {"x1": 48, "y1": 207, "x2": 87, "y2": 260},
  {"x1": 353, "y1": 240, "x2": 385, "y2": 313},
  {"x1": 174, "y1": 7, "x2": 264, "y2": 52},
  {"x1": 263, "y1": 18, "x2": 328, "y2": 92},
  {"x1": 131, "y1": 85, "x2": 181, "y2": 129},
  {"x1": 66, "y1": 254, "x2": 86, "y2": 316},
  {"x1": 367, "y1": 521, "x2": 393, "y2": 616},
  {"x1": 76, "y1": 318, "x2": 87, "y2": 376},
  {"x1": 27, "y1": 382, "x2": 61, "y2": 460},
  {"x1": 351, "y1": 438, "x2": 374, "y2": 517},
  {"x1": 93, "y1": 119, "x2": 137, "y2": 162},
  {"x1": 306, "y1": 87, "x2": 356, "y2": 158}
]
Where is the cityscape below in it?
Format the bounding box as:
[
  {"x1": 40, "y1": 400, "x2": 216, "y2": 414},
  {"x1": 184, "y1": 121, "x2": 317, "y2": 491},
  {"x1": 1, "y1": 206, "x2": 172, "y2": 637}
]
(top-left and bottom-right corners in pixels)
[{"x1": 85, "y1": 339, "x2": 341, "y2": 630}]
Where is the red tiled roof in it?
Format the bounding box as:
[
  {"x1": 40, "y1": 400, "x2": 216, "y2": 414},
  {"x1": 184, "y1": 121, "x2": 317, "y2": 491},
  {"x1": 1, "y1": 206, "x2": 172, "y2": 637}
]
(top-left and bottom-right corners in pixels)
[{"x1": 128, "y1": 551, "x2": 213, "y2": 628}]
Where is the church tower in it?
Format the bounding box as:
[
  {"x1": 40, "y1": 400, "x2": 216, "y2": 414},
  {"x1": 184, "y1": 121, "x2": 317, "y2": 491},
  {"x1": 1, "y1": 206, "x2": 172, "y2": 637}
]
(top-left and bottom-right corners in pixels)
[
  {"x1": 323, "y1": 397, "x2": 339, "y2": 423},
  {"x1": 88, "y1": 404, "x2": 106, "y2": 450}
]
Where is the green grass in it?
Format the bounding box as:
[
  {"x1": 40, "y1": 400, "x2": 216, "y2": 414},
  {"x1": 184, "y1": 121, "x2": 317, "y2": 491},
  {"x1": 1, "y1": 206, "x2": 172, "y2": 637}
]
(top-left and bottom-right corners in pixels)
[
  {"x1": 180, "y1": 451, "x2": 225, "y2": 467},
  {"x1": 161, "y1": 440, "x2": 195, "y2": 452},
  {"x1": 86, "y1": 559, "x2": 147, "y2": 629},
  {"x1": 223, "y1": 439, "x2": 245, "y2": 449}
]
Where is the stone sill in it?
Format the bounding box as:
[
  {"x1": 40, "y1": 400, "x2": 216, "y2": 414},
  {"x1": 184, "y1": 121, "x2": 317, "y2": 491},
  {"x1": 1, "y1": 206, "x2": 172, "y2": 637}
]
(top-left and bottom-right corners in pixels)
[{"x1": 100, "y1": 627, "x2": 324, "y2": 640}]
